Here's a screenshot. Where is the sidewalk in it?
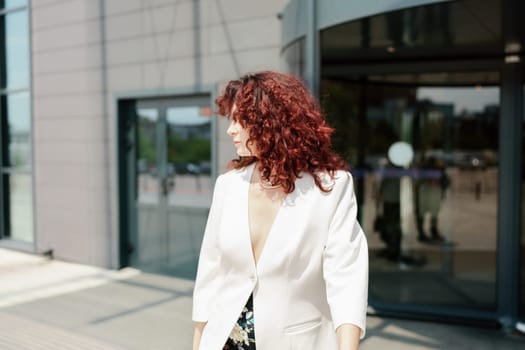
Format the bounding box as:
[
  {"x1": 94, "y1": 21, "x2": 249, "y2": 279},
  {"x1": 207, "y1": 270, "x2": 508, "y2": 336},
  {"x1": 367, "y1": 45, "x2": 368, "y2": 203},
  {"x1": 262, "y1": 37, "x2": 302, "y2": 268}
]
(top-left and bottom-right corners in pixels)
[{"x1": 0, "y1": 248, "x2": 523, "y2": 350}]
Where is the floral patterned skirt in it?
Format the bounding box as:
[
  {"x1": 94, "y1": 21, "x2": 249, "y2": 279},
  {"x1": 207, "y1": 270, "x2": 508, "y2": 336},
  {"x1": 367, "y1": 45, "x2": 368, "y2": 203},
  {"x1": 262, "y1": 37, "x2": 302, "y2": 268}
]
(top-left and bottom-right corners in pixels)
[{"x1": 223, "y1": 293, "x2": 256, "y2": 349}]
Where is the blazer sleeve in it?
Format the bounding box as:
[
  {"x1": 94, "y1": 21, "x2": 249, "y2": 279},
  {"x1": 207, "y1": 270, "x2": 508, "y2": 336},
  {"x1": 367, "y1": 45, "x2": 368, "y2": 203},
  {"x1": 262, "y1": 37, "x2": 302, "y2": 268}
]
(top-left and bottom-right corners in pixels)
[
  {"x1": 322, "y1": 171, "x2": 369, "y2": 338},
  {"x1": 192, "y1": 174, "x2": 226, "y2": 322}
]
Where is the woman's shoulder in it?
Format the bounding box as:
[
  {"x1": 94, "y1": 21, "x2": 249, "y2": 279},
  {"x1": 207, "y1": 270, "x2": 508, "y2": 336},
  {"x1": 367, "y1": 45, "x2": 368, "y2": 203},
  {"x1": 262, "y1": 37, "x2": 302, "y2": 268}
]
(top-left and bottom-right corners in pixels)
[
  {"x1": 292, "y1": 169, "x2": 353, "y2": 201},
  {"x1": 221, "y1": 164, "x2": 249, "y2": 177},
  {"x1": 333, "y1": 169, "x2": 352, "y2": 181},
  {"x1": 315, "y1": 169, "x2": 353, "y2": 190},
  {"x1": 215, "y1": 165, "x2": 250, "y2": 186},
  {"x1": 212, "y1": 168, "x2": 245, "y2": 201}
]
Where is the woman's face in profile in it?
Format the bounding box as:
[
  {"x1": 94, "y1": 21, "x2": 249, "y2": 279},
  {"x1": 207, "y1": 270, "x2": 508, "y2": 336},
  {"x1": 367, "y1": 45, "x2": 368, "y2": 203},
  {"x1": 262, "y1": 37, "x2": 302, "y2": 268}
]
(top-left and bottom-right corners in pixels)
[{"x1": 226, "y1": 104, "x2": 255, "y2": 157}]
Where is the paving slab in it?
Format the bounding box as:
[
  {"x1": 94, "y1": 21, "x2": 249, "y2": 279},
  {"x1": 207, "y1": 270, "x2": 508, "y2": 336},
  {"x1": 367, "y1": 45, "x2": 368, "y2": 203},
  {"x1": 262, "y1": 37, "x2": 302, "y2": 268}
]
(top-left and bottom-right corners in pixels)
[{"x1": 0, "y1": 248, "x2": 523, "y2": 349}]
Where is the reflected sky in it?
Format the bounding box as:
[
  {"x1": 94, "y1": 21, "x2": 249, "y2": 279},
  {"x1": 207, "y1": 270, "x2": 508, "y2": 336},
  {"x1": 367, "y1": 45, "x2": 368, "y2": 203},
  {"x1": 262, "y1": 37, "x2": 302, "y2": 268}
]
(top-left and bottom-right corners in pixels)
[
  {"x1": 7, "y1": 91, "x2": 30, "y2": 132},
  {"x1": 418, "y1": 87, "x2": 499, "y2": 115},
  {"x1": 167, "y1": 106, "x2": 210, "y2": 126},
  {"x1": 137, "y1": 108, "x2": 158, "y2": 122},
  {"x1": 2, "y1": 0, "x2": 28, "y2": 9},
  {"x1": 5, "y1": 9, "x2": 30, "y2": 89}
]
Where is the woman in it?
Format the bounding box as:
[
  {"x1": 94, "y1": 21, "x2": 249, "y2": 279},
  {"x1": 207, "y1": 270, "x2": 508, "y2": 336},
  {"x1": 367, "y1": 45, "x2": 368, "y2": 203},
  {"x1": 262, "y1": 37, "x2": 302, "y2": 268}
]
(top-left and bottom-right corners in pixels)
[{"x1": 192, "y1": 71, "x2": 368, "y2": 350}]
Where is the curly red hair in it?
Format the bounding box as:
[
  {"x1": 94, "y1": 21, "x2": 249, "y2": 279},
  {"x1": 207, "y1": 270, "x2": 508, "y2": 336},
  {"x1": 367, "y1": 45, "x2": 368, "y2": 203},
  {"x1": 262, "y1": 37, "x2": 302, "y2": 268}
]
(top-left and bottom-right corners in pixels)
[{"x1": 216, "y1": 71, "x2": 347, "y2": 193}]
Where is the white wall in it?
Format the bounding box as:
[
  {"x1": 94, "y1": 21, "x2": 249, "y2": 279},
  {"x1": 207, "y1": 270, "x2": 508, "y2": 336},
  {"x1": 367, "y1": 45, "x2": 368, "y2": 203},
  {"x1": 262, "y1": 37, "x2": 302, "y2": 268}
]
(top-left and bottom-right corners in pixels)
[{"x1": 31, "y1": 0, "x2": 108, "y2": 266}]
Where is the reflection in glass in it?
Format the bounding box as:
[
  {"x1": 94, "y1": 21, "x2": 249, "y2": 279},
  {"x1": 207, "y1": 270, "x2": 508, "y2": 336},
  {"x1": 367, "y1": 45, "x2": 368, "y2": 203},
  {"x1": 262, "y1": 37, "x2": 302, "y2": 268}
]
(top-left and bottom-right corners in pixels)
[
  {"x1": 1, "y1": 0, "x2": 28, "y2": 9},
  {"x1": 7, "y1": 173, "x2": 33, "y2": 242},
  {"x1": 283, "y1": 38, "x2": 305, "y2": 79},
  {"x1": 166, "y1": 105, "x2": 212, "y2": 208},
  {"x1": 1, "y1": 2, "x2": 32, "y2": 243},
  {"x1": 132, "y1": 101, "x2": 212, "y2": 279},
  {"x1": 322, "y1": 71, "x2": 499, "y2": 311},
  {"x1": 4, "y1": 10, "x2": 30, "y2": 89},
  {"x1": 136, "y1": 108, "x2": 159, "y2": 204},
  {"x1": 321, "y1": 0, "x2": 502, "y2": 63},
  {"x1": 7, "y1": 92, "x2": 31, "y2": 170}
]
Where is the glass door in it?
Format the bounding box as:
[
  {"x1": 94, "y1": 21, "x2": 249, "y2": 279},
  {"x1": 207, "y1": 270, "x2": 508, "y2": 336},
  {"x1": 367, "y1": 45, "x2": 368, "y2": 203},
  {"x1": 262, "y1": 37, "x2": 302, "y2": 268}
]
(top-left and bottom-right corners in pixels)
[
  {"x1": 164, "y1": 103, "x2": 213, "y2": 276},
  {"x1": 322, "y1": 70, "x2": 500, "y2": 313},
  {"x1": 130, "y1": 96, "x2": 213, "y2": 278}
]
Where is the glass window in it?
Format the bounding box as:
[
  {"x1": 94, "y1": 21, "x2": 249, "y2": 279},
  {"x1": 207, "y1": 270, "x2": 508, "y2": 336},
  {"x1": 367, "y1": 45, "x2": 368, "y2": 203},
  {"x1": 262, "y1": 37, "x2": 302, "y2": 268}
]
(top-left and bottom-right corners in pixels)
[
  {"x1": 166, "y1": 105, "x2": 212, "y2": 208},
  {"x1": 1, "y1": 0, "x2": 28, "y2": 9},
  {"x1": 7, "y1": 91, "x2": 31, "y2": 170},
  {"x1": 1, "y1": 92, "x2": 33, "y2": 243},
  {"x1": 165, "y1": 103, "x2": 212, "y2": 278},
  {"x1": 322, "y1": 70, "x2": 499, "y2": 311},
  {"x1": 136, "y1": 108, "x2": 159, "y2": 205},
  {"x1": 321, "y1": 0, "x2": 502, "y2": 64},
  {"x1": 7, "y1": 173, "x2": 32, "y2": 242},
  {"x1": 1, "y1": 4, "x2": 32, "y2": 243},
  {"x1": 3, "y1": 10, "x2": 30, "y2": 89},
  {"x1": 283, "y1": 38, "x2": 305, "y2": 79}
]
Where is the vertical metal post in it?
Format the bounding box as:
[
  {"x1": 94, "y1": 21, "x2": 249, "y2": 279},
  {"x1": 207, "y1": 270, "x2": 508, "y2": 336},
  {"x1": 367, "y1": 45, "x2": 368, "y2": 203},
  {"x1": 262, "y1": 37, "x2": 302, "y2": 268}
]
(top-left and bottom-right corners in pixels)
[
  {"x1": 99, "y1": 0, "x2": 114, "y2": 267},
  {"x1": 497, "y1": 63, "x2": 522, "y2": 332},
  {"x1": 305, "y1": 0, "x2": 319, "y2": 97},
  {"x1": 497, "y1": 0, "x2": 522, "y2": 331},
  {"x1": 0, "y1": 96, "x2": 5, "y2": 240},
  {"x1": 0, "y1": 1, "x2": 8, "y2": 240}
]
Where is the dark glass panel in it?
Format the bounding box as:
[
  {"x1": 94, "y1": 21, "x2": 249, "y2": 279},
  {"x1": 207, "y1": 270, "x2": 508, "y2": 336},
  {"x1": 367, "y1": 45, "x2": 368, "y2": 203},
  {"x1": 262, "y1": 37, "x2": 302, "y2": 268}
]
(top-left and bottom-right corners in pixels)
[
  {"x1": 322, "y1": 71, "x2": 499, "y2": 311},
  {"x1": 321, "y1": 0, "x2": 502, "y2": 64}
]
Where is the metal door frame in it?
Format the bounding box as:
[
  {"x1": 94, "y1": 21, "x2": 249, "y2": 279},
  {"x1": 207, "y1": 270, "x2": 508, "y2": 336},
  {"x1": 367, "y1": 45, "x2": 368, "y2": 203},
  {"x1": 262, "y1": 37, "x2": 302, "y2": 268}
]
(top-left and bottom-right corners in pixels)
[{"x1": 116, "y1": 87, "x2": 216, "y2": 271}]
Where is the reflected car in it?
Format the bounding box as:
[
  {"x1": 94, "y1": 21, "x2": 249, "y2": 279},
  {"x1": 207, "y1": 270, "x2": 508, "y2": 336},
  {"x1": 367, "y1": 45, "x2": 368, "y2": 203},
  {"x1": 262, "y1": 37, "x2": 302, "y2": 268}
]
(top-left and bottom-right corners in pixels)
[
  {"x1": 174, "y1": 162, "x2": 200, "y2": 175},
  {"x1": 199, "y1": 161, "x2": 211, "y2": 175}
]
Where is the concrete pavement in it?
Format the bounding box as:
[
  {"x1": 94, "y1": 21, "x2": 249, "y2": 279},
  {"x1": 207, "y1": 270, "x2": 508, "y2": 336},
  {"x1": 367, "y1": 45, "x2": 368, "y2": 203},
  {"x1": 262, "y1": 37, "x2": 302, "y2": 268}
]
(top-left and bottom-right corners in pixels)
[{"x1": 0, "y1": 248, "x2": 523, "y2": 350}]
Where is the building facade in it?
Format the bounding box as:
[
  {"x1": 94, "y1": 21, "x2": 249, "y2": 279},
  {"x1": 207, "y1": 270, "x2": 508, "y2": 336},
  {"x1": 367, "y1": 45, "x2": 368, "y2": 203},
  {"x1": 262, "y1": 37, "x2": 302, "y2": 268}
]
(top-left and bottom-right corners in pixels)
[
  {"x1": 1, "y1": 0, "x2": 523, "y2": 333},
  {"x1": 281, "y1": 0, "x2": 524, "y2": 331},
  {"x1": 0, "y1": 0, "x2": 288, "y2": 274}
]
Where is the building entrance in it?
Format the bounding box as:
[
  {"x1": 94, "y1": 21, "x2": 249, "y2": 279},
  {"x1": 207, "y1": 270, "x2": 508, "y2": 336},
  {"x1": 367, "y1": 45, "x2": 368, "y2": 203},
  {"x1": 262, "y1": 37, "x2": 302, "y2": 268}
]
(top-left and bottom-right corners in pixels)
[
  {"x1": 281, "y1": 0, "x2": 524, "y2": 330},
  {"x1": 322, "y1": 70, "x2": 501, "y2": 319},
  {"x1": 119, "y1": 95, "x2": 213, "y2": 279}
]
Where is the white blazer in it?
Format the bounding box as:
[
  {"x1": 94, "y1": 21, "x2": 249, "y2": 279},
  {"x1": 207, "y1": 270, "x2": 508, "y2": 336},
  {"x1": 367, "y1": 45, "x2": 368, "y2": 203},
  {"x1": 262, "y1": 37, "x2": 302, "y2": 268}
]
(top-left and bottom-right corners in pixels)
[{"x1": 193, "y1": 163, "x2": 368, "y2": 350}]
